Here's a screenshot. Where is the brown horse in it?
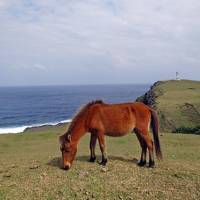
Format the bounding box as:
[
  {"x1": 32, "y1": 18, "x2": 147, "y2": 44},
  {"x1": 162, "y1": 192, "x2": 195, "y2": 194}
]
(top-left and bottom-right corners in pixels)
[{"x1": 59, "y1": 100, "x2": 162, "y2": 170}]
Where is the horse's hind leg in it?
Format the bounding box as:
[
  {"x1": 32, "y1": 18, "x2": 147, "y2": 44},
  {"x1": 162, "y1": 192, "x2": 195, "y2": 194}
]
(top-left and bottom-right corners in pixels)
[
  {"x1": 89, "y1": 133, "x2": 97, "y2": 162},
  {"x1": 97, "y1": 132, "x2": 107, "y2": 166},
  {"x1": 134, "y1": 129, "x2": 147, "y2": 166},
  {"x1": 141, "y1": 131, "x2": 155, "y2": 168}
]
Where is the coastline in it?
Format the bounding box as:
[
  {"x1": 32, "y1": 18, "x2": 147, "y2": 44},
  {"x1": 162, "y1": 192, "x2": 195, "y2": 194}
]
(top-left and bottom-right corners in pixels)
[
  {"x1": 0, "y1": 119, "x2": 71, "y2": 135},
  {"x1": 0, "y1": 84, "x2": 149, "y2": 135}
]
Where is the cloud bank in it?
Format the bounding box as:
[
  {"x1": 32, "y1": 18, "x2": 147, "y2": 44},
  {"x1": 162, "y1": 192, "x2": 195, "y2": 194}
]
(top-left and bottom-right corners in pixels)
[{"x1": 0, "y1": 0, "x2": 200, "y2": 85}]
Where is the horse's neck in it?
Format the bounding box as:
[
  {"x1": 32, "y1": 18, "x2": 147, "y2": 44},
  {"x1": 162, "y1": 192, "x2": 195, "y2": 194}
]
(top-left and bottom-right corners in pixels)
[{"x1": 70, "y1": 118, "x2": 86, "y2": 145}]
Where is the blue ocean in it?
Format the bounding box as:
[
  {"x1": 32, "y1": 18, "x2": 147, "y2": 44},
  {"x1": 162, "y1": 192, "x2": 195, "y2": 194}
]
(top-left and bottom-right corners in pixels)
[{"x1": 0, "y1": 84, "x2": 149, "y2": 134}]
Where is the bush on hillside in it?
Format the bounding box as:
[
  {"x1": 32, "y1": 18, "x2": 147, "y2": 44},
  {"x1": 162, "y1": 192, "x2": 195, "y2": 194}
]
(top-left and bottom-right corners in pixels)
[{"x1": 175, "y1": 126, "x2": 200, "y2": 134}]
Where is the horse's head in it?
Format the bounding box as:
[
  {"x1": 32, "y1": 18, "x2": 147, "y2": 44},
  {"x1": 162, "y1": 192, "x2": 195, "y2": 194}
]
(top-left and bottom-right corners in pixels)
[{"x1": 59, "y1": 134, "x2": 77, "y2": 170}]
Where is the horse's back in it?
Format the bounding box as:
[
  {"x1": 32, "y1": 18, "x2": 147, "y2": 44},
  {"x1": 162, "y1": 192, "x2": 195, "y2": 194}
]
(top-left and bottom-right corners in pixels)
[
  {"x1": 88, "y1": 102, "x2": 150, "y2": 136},
  {"x1": 131, "y1": 102, "x2": 151, "y2": 117}
]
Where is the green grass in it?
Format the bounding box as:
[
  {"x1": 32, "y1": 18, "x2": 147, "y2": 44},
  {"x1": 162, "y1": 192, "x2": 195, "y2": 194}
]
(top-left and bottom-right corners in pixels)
[
  {"x1": 0, "y1": 125, "x2": 200, "y2": 200},
  {"x1": 158, "y1": 80, "x2": 200, "y2": 127},
  {"x1": 138, "y1": 80, "x2": 200, "y2": 131}
]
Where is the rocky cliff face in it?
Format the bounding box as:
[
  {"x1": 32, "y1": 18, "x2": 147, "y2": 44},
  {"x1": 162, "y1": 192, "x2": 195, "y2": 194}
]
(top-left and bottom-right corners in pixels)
[
  {"x1": 136, "y1": 80, "x2": 200, "y2": 133},
  {"x1": 136, "y1": 81, "x2": 163, "y2": 109}
]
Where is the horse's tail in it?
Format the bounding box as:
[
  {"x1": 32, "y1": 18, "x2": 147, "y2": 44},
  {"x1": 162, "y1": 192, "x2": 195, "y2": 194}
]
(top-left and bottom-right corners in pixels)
[{"x1": 150, "y1": 109, "x2": 162, "y2": 160}]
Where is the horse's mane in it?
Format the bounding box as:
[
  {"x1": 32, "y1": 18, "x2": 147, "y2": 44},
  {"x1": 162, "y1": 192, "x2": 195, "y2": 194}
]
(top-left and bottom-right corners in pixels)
[{"x1": 65, "y1": 100, "x2": 104, "y2": 138}]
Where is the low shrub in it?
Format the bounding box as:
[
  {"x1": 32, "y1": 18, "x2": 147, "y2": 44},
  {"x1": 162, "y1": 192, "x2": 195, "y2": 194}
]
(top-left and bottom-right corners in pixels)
[{"x1": 175, "y1": 126, "x2": 200, "y2": 134}]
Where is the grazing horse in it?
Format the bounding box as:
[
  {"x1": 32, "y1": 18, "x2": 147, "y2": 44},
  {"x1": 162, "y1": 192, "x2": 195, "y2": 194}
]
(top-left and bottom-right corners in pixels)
[{"x1": 59, "y1": 100, "x2": 162, "y2": 170}]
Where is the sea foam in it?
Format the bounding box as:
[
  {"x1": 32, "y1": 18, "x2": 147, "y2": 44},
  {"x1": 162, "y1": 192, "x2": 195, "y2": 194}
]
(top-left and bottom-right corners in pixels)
[{"x1": 0, "y1": 119, "x2": 72, "y2": 134}]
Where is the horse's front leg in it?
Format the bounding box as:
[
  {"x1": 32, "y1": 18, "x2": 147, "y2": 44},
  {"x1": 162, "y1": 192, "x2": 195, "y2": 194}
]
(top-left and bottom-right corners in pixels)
[
  {"x1": 97, "y1": 132, "x2": 107, "y2": 166},
  {"x1": 89, "y1": 133, "x2": 97, "y2": 162}
]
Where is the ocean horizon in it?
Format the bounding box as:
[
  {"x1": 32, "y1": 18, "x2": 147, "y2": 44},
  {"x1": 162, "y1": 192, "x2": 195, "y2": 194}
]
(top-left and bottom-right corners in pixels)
[{"x1": 0, "y1": 84, "x2": 150, "y2": 134}]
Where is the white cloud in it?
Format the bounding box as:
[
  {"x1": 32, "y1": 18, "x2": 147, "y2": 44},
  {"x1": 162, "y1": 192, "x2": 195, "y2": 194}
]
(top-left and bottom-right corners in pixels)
[
  {"x1": 17, "y1": 63, "x2": 47, "y2": 70},
  {"x1": 33, "y1": 64, "x2": 47, "y2": 70},
  {"x1": 0, "y1": 0, "x2": 200, "y2": 85}
]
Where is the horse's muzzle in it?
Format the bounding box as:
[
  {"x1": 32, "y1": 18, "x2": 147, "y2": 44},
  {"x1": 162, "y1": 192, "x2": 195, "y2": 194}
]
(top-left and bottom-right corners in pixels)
[
  {"x1": 63, "y1": 162, "x2": 71, "y2": 170},
  {"x1": 63, "y1": 166, "x2": 70, "y2": 170}
]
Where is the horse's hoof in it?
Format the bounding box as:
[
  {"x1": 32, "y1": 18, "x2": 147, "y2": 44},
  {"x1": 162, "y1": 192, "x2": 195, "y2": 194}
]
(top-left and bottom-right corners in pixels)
[
  {"x1": 89, "y1": 157, "x2": 96, "y2": 162},
  {"x1": 148, "y1": 161, "x2": 155, "y2": 168},
  {"x1": 138, "y1": 160, "x2": 146, "y2": 167},
  {"x1": 98, "y1": 158, "x2": 107, "y2": 166}
]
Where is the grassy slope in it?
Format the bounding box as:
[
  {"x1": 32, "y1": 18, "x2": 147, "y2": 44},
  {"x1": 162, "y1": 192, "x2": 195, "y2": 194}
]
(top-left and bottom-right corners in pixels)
[
  {"x1": 0, "y1": 125, "x2": 200, "y2": 200},
  {"x1": 139, "y1": 80, "x2": 200, "y2": 131}
]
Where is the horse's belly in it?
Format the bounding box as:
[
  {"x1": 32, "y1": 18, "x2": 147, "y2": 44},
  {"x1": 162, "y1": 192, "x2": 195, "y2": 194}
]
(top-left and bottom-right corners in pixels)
[
  {"x1": 104, "y1": 122, "x2": 135, "y2": 137},
  {"x1": 105, "y1": 131, "x2": 130, "y2": 137}
]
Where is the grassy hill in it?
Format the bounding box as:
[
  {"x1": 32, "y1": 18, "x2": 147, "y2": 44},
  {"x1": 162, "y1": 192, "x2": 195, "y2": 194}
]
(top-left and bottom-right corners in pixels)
[
  {"x1": 0, "y1": 125, "x2": 200, "y2": 200},
  {"x1": 137, "y1": 80, "x2": 200, "y2": 132}
]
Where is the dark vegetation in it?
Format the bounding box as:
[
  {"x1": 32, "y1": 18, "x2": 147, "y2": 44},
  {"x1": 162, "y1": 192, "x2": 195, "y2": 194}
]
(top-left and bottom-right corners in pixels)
[{"x1": 175, "y1": 125, "x2": 200, "y2": 134}]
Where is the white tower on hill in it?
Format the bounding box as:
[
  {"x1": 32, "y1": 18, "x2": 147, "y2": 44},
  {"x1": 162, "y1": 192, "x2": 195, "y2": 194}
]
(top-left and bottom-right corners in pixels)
[{"x1": 176, "y1": 72, "x2": 181, "y2": 80}]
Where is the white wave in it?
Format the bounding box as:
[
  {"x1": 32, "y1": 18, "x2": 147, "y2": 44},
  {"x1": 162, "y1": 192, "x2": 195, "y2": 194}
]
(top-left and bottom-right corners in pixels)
[
  {"x1": 0, "y1": 126, "x2": 28, "y2": 134},
  {"x1": 0, "y1": 119, "x2": 72, "y2": 134}
]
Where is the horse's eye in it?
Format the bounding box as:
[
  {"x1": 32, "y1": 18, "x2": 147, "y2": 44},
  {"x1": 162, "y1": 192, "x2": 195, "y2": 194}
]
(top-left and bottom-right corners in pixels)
[
  {"x1": 60, "y1": 146, "x2": 64, "y2": 151},
  {"x1": 65, "y1": 149, "x2": 71, "y2": 153}
]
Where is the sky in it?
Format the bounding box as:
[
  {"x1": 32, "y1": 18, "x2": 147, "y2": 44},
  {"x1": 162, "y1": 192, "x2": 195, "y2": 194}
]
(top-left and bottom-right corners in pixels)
[{"x1": 0, "y1": 0, "x2": 200, "y2": 86}]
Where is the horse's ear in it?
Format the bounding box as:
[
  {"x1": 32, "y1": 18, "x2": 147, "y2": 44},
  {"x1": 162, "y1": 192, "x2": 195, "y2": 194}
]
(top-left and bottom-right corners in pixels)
[{"x1": 67, "y1": 134, "x2": 71, "y2": 142}]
